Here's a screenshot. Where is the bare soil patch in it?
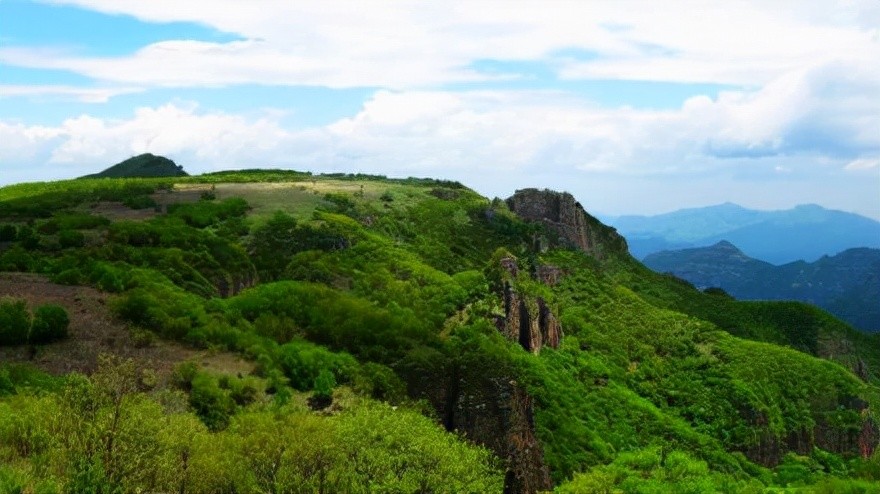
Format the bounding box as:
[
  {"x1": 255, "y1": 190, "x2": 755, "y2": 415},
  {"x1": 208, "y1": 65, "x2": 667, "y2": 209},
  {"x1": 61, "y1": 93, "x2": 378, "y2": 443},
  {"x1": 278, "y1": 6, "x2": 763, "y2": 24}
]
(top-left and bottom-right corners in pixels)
[
  {"x1": 88, "y1": 183, "x2": 210, "y2": 222},
  {"x1": 89, "y1": 201, "x2": 158, "y2": 221},
  {"x1": 0, "y1": 273, "x2": 252, "y2": 381}
]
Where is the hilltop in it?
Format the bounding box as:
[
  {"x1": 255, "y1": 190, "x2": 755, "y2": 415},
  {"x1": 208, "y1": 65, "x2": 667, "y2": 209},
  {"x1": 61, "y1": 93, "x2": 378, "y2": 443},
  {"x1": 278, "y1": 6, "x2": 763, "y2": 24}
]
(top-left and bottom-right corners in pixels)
[
  {"x1": 80, "y1": 153, "x2": 189, "y2": 179},
  {"x1": 0, "y1": 170, "x2": 878, "y2": 493},
  {"x1": 610, "y1": 202, "x2": 880, "y2": 264}
]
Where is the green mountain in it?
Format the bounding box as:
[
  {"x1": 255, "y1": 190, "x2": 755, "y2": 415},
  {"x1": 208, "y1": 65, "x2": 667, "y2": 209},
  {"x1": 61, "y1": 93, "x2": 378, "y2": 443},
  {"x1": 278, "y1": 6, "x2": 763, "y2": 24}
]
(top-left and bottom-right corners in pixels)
[
  {"x1": 611, "y1": 203, "x2": 880, "y2": 264},
  {"x1": 81, "y1": 153, "x2": 188, "y2": 178},
  {"x1": 1, "y1": 172, "x2": 878, "y2": 493},
  {"x1": 645, "y1": 241, "x2": 880, "y2": 332}
]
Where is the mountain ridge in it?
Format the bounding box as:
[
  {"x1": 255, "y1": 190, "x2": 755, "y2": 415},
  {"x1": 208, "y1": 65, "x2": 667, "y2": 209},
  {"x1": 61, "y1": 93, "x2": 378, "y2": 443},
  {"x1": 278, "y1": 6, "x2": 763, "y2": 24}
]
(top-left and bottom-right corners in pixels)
[
  {"x1": 610, "y1": 202, "x2": 880, "y2": 264},
  {"x1": 644, "y1": 241, "x2": 880, "y2": 332}
]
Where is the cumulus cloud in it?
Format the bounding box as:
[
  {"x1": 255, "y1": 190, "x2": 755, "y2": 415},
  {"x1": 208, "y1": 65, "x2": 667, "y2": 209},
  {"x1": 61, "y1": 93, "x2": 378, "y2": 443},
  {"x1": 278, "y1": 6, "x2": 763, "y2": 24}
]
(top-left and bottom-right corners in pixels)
[
  {"x1": 2, "y1": 60, "x2": 874, "y2": 179},
  {"x1": 0, "y1": 85, "x2": 142, "y2": 103},
  {"x1": 6, "y1": 0, "x2": 876, "y2": 89}
]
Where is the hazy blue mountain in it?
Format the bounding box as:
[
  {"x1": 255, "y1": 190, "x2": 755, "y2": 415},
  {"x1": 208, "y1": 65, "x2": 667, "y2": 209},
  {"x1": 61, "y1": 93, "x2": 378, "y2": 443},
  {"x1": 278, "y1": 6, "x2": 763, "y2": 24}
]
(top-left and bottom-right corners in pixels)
[
  {"x1": 644, "y1": 242, "x2": 880, "y2": 332},
  {"x1": 611, "y1": 203, "x2": 880, "y2": 264}
]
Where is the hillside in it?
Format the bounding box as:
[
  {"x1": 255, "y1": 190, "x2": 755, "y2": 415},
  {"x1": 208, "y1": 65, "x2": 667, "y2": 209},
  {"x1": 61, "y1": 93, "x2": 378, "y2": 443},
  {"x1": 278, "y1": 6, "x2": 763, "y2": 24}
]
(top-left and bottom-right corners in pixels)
[
  {"x1": 81, "y1": 153, "x2": 189, "y2": 179},
  {"x1": 644, "y1": 242, "x2": 880, "y2": 332},
  {"x1": 611, "y1": 203, "x2": 880, "y2": 264},
  {"x1": 0, "y1": 172, "x2": 879, "y2": 493}
]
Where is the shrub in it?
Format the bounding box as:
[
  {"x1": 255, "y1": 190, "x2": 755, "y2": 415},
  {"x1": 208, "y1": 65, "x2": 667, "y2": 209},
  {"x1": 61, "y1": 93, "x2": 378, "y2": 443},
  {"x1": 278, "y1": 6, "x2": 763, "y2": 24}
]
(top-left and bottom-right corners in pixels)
[
  {"x1": 0, "y1": 246, "x2": 33, "y2": 272},
  {"x1": 123, "y1": 195, "x2": 157, "y2": 210},
  {"x1": 0, "y1": 368, "x2": 13, "y2": 395},
  {"x1": 29, "y1": 304, "x2": 69, "y2": 344},
  {"x1": 277, "y1": 339, "x2": 357, "y2": 391},
  {"x1": 0, "y1": 224, "x2": 16, "y2": 241},
  {"x1": 15, "y1": 226, "x2": 39, "y2": 250},
  {"x1": 36, "y1": 220, "x2": 60, "y2": 235},
  {"x1": 58, "y1": 230, "x2": 85, "y2": 249},
  {"x1": 0, "y1": 298, "x2": 31, "y2": 345},
  {"x1": 313, "y1": 369, "x2": 336, "y2": 399},
  {"x1": 189, "y1": 372, "x2": 235, "y2": 431},
  {"x1": 52, "y1": 269, "x2": 84, "y2": 286}
]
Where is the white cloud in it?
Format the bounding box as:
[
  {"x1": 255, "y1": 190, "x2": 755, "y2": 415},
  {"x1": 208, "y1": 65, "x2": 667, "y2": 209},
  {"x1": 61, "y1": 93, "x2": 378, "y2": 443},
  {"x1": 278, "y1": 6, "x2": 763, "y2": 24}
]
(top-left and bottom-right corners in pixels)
[
  {"x1": 1, "y1": 65, "x2": 875, "y2": 183},
  {"x1": 0, "y1": 85, "x2": 142, "y2": 103},
  {"x1": 7, "y1": 0, "x2": 876, "y2": 89},
  {"x1": 845, "y1": 158, "x2": 880, "y2": 171},
  {"x1": 42, "y1": 103, "x2": 301, "y2": 171}
]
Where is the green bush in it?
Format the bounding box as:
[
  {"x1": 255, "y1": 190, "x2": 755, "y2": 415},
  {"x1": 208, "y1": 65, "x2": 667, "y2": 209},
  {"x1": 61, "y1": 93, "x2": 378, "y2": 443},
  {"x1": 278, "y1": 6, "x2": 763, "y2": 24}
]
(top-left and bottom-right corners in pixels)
[
  {"x1": 58, "y1": 230, "x2": 85, "y2": 249},
  {"x1": 187, "y1": 372, "x2": 237, "y2": 431},
  {"x1": 0, "y1": 298, "x2": 30, "y2": 345},
  {"x1": 0, "y1": 224, "x2": 16, "y2": 241},
  {"x1": 15, "y1": 226, "x2": 39, "y2": 250},
  {"x1": 122, "y1": 194, "x2": 157, "y2": 210},
  {"x1": 310, "y1": 369, "x2": 336, "y2": 409},
  {"x1": 30, "y1": 305, "x2": 69, "y2": 344},
  {"x1": 52, "y1": 269, "x2": 84, "y2": 286},
  {"x1": 0, "y1": 368, "x2": 13, "y2": 396},
  {"x1": 278, "y1": 339, "x2": 357, "y2": 390},
  {"x1": 0, "y1": 246, "x2": 34, "y2": 272}
]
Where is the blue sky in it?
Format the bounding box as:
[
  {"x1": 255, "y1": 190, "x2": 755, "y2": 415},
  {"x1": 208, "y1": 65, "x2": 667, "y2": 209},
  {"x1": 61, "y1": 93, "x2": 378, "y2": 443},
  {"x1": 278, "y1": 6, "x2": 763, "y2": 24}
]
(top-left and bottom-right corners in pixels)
[{"x1": 1, "y1": 0, "x2": 878, "y2": 219}]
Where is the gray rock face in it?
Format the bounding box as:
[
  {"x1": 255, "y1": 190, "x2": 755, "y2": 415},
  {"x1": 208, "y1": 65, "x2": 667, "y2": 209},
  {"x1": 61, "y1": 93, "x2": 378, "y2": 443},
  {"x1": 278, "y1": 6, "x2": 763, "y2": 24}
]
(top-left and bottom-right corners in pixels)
[{"x1": 506, "y1": 188, "x2": 628, "y2": 260}]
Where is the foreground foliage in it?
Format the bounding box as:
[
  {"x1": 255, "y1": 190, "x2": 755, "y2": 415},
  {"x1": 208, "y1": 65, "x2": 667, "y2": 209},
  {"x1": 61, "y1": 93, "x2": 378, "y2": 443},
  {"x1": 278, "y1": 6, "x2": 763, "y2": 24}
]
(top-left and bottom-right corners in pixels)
[{"x1": 0, "y1": 358, "x2": 502, "y2": 493}]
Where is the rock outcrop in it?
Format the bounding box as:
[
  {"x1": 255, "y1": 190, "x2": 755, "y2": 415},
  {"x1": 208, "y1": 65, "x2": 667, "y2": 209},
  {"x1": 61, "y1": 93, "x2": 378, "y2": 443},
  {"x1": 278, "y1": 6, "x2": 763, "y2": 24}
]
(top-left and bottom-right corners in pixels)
[
  {"x1": 435, "y1": 372, "x2": 552, "y2": 494},
  {"x1": 741, "y1": 395, "x2": 878, "y2": 466},
  {"x1": 215, "y1": 270, "x2": 258, "y2": 298},
  {"x1": 506, "y1": 188, "x2": 628, "y2": 259},
  {"x1": 418, "y1": 254, "x2": 564, "y2": 494},
  {"x1": 485, "y1": 255, "x2": 561, "y2": 492},
  {"x1": 495, "y1": 258, "x2": 562, "y2": 355}
]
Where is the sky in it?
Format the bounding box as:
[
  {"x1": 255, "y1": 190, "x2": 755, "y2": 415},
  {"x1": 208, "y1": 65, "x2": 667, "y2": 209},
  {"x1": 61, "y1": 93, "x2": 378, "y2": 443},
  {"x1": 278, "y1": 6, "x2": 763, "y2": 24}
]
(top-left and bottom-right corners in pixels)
[{"x1": 1, "y1": 0, "x2": 878, "y2": 219}]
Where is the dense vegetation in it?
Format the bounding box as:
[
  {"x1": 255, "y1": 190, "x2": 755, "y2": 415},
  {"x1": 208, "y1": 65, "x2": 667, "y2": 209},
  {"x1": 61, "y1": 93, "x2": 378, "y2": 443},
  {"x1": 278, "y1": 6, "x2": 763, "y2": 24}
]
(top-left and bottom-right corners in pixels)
[{"x1": 0, "y1": 169, "x2": 878, "y2": 493}]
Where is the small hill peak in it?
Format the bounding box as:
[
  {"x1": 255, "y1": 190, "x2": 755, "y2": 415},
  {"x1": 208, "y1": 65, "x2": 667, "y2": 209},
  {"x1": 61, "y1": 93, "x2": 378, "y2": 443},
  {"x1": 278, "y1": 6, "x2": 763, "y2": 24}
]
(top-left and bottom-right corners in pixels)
[
  {"x1": 713, "y1": 240, "x2": 741, "y2": 251},
  {"x1": 81, "y1": 153, "x2": 188, "y2": 179}
]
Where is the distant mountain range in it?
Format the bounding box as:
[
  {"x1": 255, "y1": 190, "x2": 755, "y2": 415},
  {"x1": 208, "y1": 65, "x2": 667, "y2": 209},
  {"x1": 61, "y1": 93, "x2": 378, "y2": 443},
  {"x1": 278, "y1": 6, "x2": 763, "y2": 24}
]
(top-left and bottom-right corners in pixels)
[
  {"x1": 644, "y1": 241, "x2": 880, "y2": 332},
  {"x1": 80, "y1": 153, "x2": 188, "y2": 179},
  {"x1": 608, "y1": 203, "x2": 880, "y2": 265}
]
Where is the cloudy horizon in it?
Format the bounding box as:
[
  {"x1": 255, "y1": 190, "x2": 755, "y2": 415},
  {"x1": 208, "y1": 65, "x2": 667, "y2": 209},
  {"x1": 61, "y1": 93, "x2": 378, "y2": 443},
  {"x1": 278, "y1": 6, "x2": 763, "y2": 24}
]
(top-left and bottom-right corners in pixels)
[{"x1": 1, "y1": 0, "x2": 878, "y2": 219}]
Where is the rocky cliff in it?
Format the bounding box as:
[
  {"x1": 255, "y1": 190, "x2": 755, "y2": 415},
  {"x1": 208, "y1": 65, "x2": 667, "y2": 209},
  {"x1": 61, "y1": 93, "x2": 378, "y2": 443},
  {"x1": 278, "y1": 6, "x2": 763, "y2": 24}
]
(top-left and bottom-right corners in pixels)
[
  {"x1": 414, "y1": 254, "x2": 564, "y2": 493},
  {"x1": 495, "y1": 257, "x2": 563, "y2": 355},
  {"x1": 741, "y1": 394, "x2": 878, "y2": 466},
  {"x1": 506, "y1": 188, "x2": 628, "y2": 260},
  {"x1": 486, "y1": 254, "x2": 562, "y2": 492}
]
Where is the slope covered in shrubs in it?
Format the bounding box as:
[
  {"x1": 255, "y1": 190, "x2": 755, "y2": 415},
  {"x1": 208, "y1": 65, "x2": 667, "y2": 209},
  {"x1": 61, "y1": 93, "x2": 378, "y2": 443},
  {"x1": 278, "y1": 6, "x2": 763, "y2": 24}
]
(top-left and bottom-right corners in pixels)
[{"x1": 0, "y1": 170, "x2": 878, "y2": 492}]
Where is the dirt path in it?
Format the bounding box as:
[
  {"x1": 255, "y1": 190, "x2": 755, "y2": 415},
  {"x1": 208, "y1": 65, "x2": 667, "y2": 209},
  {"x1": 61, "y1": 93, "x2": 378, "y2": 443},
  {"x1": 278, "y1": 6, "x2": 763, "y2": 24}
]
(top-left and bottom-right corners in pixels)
[{"x1": 0, "y1": 273, "x2": 252, "y2": 381}]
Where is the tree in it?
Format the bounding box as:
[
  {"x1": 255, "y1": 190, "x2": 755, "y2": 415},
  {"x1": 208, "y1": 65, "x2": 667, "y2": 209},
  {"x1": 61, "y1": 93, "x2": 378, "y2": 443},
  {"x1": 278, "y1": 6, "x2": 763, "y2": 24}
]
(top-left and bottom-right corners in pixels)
[
  {"x1": 0, "y1": 224, "x2": 16, "y2": 241},
  {"x1": 248, "y1": 211, "x2": 299, "y2": 280},
  {"x1": 309, "y1": 369, "x2": 336, "y2": 410},
  {"x1": 30, "y1": 304, "x2": 69, "y2": 343},
  {"x1": 0, "y1": 297, "x2": 30, "y2": 345}
]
